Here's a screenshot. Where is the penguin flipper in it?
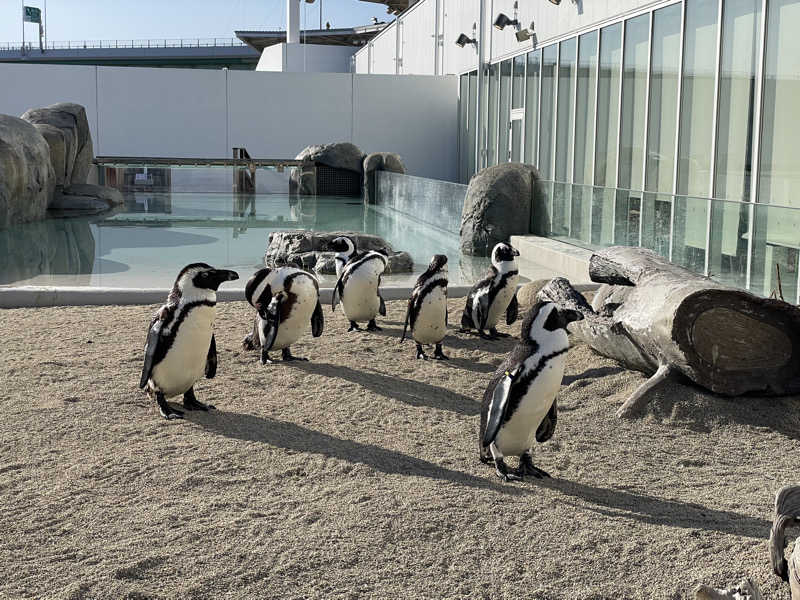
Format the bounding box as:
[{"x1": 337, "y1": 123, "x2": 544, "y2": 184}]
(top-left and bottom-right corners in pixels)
[
  {"x1": 205, "y1": 334, "x2": 217, "y2": 379},
  {"x1": 311, "y1": 299, "x2": 324, "y2": 337},
  {"x1": 506, "y1": 293, "x2": 519, "y2": 325},
  {"x1": 535, "y1": 400, "x2": 557, "y2": 443},
  {"x1": 476, "y1": 291, "x2": 490, "y2": 331},
  {"x1": 482, "y1": 366, "x2": 520, "y2": 447},
  {"x1": 331, "y1": 271, "x2": 346, "y2": 312},
  {"x1": 139, "y1": 317, "x2": 164, "y2": 389},
  {"x1": 379, "y1": 294, "x2": 387, "y2": 317},
  {"x1": 401, "y1": 298, "x2": 412, "y2": 343}
]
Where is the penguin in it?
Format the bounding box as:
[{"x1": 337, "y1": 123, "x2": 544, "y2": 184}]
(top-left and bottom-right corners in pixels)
[
  {"x1": 478, "y1": 301, "x2": 583, "y2": 481},
  {"x1": 330, "y1": 235, "x2": 388, "y2": 332},
  {"x1": 460, "y1": 242, "x2": 521, "y2": 339},
  {"x1": 401, "y1": 254, "x2": 449, "y2": 360},
  {"x1": 241, "y1": 266, "x2": 324, "y2": 364},
  {"x1": 139, "y1": 263, "x2": 239, "y2": 420}
]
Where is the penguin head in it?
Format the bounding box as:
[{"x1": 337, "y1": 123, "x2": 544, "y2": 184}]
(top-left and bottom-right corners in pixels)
[
  {"x1": 491, "y1": 242, "x2": 520, "y2": 267},
  {"x1": 426, "y1": 254, "x2": 448, "y2": 275},
  {"x1": 521, "y1": 301, "x2": 584, "y2": 342},
  {"x1": 245, "y1": 268, "x2": 273, "y2": 309},
  {"x1": 330, "y1": 236, "x2": 356, "y2": 258},
  {"x1": 174, "y1": 263, "x2": 239, "y2": 296}
]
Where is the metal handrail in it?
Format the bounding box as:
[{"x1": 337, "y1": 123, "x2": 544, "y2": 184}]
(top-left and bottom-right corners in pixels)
[
  {"x1": 94, "y1": 156, "x2": 302, "y2": 168},
  {"x1": 0, "y1": 37, "x2": 247, "y2": 51}
]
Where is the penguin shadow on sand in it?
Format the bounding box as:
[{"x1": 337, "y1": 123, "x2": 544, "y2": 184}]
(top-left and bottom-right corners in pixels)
[
  {"x1": 356, "y1": 322, "x2": 499, "y2": 374},
  {"x1": 189, "y1": 410, "x2": 527, "y2": 497},
  {"x1": 288, "y1": 361, "x2": 482, "y2": 416},
  {"x1": 561, "y1": 366, "x2": 625, "y2": 386},
  {"x1": 535, "y1": 477, "x2": 771, "y2": 540}
]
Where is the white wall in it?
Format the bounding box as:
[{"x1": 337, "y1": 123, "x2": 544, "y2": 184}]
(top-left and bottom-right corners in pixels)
[
  {"x1": 0, "y1": 62, "x2": 459, "y2": 181},
  {"x1": 353, "y1": 75, "x2": 458, "y2": 181},
  {"x1": 355, "y1": 0, "x2": 665, "y2": 75}
]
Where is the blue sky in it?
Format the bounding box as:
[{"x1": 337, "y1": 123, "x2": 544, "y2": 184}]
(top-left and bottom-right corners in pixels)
[{"x1": 1, "y1": 0, "x2": 391, "y2": 43}]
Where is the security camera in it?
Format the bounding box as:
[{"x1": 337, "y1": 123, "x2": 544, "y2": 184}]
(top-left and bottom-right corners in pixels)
[
  {"x1": 455, "y1": 33, "x2": 477, "y2": 48},
  {"x1": 493, "y1": 13, "x2": 519, "y2": 31}
]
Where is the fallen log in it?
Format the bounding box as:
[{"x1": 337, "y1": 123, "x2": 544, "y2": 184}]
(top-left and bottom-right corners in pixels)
[
  {"x1": 769, "y1": 484, "x2": 800, "y2": 599},
  {"x1": 538, "y1": 247, "x2": 800, "y2": 418}
]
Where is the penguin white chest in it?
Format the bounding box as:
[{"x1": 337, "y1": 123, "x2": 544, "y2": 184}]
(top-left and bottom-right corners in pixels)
[
  {"x1": 486, "y1": 274, "x2": 518, "y2": 328},
  {"x1": 495, "y1": 351, "x2": 566, "y2": 456},
  {"x1": 151, "y1": 304, "x2": 216, "y2": 397},
  {"x1": 341, "y1": 269, "x2": 380, "y2": 322},
  {"x1": 262, "y1": 281, "x2": 316, "y2": 350},
  {"x1": 413, "y1": 286, "x2": 447, "y2": 344}
]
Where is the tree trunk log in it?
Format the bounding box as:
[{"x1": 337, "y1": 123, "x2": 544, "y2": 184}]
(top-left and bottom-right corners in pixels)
[{"x1": 538, "y1": 247, "x2": 800, "y2": 415}]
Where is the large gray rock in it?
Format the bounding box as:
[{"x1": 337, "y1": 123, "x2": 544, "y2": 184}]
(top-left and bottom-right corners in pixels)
[
  {"x1": 50, "y1": 184, "x2": 123, "y2": 216},
  {"x1": 21, "y1": 102, "x2": 93, "y2": 186},
  {"x1": 264, "y1": 230, "x2": 412, "y2": 274},
  {"x1": 0, "y1": 115, "x2": 55, "y2": 229},
  {"x1": 460, "y1": 163, "x2": 540, "y2": 256},
  {"x1": 363, "y1": 152, "x2": 406, "y2": 204},
  {"x1": 31, "y1": 123, "x2": 73, "y2": 189},
  {"x1": 64, "y1": 183, "x2": 123, "y2": 206},
  {"x1": 295, "y1": 142, "x2": 365, "y2": 174}
]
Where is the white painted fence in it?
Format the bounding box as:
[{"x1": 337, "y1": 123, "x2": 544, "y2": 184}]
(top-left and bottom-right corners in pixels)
[{"x1": 0, "y1": 63, "x2": 458, "y2": 182}]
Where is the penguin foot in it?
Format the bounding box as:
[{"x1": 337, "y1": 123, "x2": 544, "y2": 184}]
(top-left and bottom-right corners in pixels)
[
  {"x1": 415, "y1": 344, "x2": 427, "y2": 360},
  {"x1": 183, "y1": 389, "x2": 215, "y2": 412},
  {"x1": 478, "y1": 330, "x2": 493, "y2": 340},
  {"x1": 494, "y1": 458, "x2": 522, "y2": 482},
  {"x1": 433, "y1": 344, "x2": 449, "y2": 360},
  {"x1": 156, "y1": 393, "x2": 184, "y2": 420},
  {"x1": 517, "y1": 454, "x2": 550, "y2": 479},
  {"x1": 260, "y1": 350, "x2": 275, "y2": 365},
  {"x1": 458, "y1": 327, "x2": 471, "y2": 334},
  {"x1": 242, "y1": 334, "x2": 256, "y2": 351},
  {"x1": 347, "y1": 321, "x2": 361, "y2": 332},
  {"x1": 282, "y1": 348, "x2": 308, "y2": 362},
  {"x1": 366, "y1": 319, "x2": 382, "y2": 332},
  {"x1": 489, "y1": 328, "x2": 510, "y2": 338}
]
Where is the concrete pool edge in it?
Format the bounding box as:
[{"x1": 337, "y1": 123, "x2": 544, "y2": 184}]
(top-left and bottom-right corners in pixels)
[{"x1": 0, "y1": 283, "x2": 600, "y2": 308}]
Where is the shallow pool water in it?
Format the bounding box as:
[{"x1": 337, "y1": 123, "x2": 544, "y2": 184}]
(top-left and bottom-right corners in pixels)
[{"x1": 0, "y1": 192, "x2": 491, "y2": 288}]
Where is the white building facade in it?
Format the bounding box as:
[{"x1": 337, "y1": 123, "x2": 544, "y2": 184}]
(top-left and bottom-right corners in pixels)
[{"x1": 354, "y1": 0, "x2": 800, "y2": 303}]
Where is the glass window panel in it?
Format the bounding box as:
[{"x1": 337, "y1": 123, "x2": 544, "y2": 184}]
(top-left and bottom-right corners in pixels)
[
  {"x1": 511, "y1": 119, "x2": 523, "y2": 163},
  {"x1": 759, "y1": 0, "x2": 800, "y2": 209},
  {"x1": 574, "y1": 31, "x2": 598, "y2": 185},
  {"x1": 644, "y1": 4, "x2": 681, "y2": 194},
  {"x1": 708, "y1": 198, "x2": 750, "y2": 289},
  {"x1": 750, "y1": 203, "x2": 800, "y2": 301},
  {"x1": 524, "y1": 50, "x2": 540, "y2": 166},
  {"x1": 487, "y1": 63, "x2": 499, "y2": 166},
  {"x1": 618, "y1": 13, "x2": 650, "y2": 192},
  {"x1": 671, "y1": 194, "x2": 708, "y2": 273},
  {"x1": 467, "y1": 71, "x2": 478, "y2": 179},
  {"x1": 459, "y1": 74, "x2": 469, "y2": 183},
  {"x1": 676, "y1": 0, "x2": 718, "y2": 197},
  {"x1": 499, "y1": 60, "x2": 512, "y2": 164},
  {"x1": 555, "y1": 38, "x2": 577, "y2": 183},
  {"x1": 594, "y1": 22, "x2": 622, "y2": 187},
  {"x1": 715, "y1": 0, "x2": 760, "y2": 202},
  {"x1": 539, "y1": 45, "x2": 558, "y2": 180},
  {"x1": 591, "y1": 185, "x2": 616, "y2": 246},
  {"x1": 478, "y1": 63, "x2": 489, "y2": 170},
  {"x1": 512, "y1": 54, "x2": 525, "y2": 109}
]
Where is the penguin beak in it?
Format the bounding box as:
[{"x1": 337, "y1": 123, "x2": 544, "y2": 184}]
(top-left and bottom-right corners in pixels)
[
  {"x1": 562, "y1": 309, "x2": 584, "y2": 324},
  {"x1": 209, "y1": 269, "x2": 239, "y2": 289},
  {"x1": 512, "y1": 248, "x2": 520, "y2": 257}
]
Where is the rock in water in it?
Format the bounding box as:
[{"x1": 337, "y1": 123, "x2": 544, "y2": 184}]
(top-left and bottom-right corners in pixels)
[
  {"x1": 0, "y1": 115, "x2": 55, "y2": 228},
  {"x1": 363, "y1": 152, "x2": 406, "y2": 204},
  {"x1": 460, "y1": 163, "x2": 542, "y2": 256}
]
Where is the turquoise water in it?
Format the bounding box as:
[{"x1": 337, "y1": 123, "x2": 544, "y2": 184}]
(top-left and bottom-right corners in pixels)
[{"x1": 0, "y1": 192, "x2": 489, "y2": 288}]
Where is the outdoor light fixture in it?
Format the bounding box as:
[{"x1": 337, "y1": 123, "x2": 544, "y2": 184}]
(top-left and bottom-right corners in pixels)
[
  {"x1": 493, "y1": 13, "x2": 519, "y2": 30},
  {"x1": 515, "y1": 21, "x2": 536, "y2": 42},
  {"x1": 549, "y1": 0, "x2": 561, "y2": 4},
  {"x1": 455, "y1": 33, "x2": 477, "y2": 47}
]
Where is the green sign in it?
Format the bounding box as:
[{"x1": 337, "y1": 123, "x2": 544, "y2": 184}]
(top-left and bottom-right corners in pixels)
[{"x1": 23, "y1": 6, "x2": 41, "y2": 24}]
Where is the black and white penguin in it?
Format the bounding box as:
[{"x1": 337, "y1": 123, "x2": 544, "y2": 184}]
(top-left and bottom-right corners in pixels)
[
  {"x1": 139, "y1": 263, "x2": 239, "y2": 420},
  {"x1": 330, "y1": 235, "x2": 388, "y2": 332},
  {"x1": 242, "y1": 266, "x2": 324, "y2": 364},
  {"x1": 401, "y1": 254, "x2": 449, "y2": 360},
  {"x1": 479, "y1": 301, "x2": 583, "y2": 481},
  {"x1": 460, "y1": 242, "x2": 521, "y2": 339},
  {"x1": 331, "y1": 235, "x2": 356, "y2": 277}
]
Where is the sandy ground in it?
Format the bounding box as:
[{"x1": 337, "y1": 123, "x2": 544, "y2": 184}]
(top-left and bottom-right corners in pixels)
[{"x1": 1, "y1": 297, "x2": 799, "y2": 600}]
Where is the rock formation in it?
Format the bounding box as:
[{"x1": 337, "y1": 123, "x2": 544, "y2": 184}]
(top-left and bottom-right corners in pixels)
[
  {"x1": 363, "y1": 152, "x2": 406, "y2": 204},
  {"x1": 460, "y1": 163, "x2": 541, "y2": 256},
  {"x1": 0, "y1": 115, "x2": 55, "y2": 228},
  {"x1": 265, "y1": 230, "x2": 413, "y2": 274}
]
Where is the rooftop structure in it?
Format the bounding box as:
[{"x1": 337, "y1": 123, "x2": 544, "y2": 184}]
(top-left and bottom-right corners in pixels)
[
  {"x1": 359, "y1": 0, "x2": 419, "y2": 16},
  {"x1": 235, "y1": 23, "x2": 386, "y2": 54}
]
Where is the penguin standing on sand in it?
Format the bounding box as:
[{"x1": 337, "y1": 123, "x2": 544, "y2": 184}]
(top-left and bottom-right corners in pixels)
[
  {"x1": 401, "y1": 254, "x2": 449, "y2": 360},
  {"x1": 139, "y1": 263, "x2": 239, "y2": 420},
  {"x1": 242, "y1": 266, "x2": 324, "y2": 364},
  {"x1": 479, "y1": 301, "x2": 583, "y2": 481},
  {"x1": 461, "y1": 242, "x2": 520, "y2": 339},
  {"x1": 330, "y1": 236, "x2": 388, "y2": 332}
]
